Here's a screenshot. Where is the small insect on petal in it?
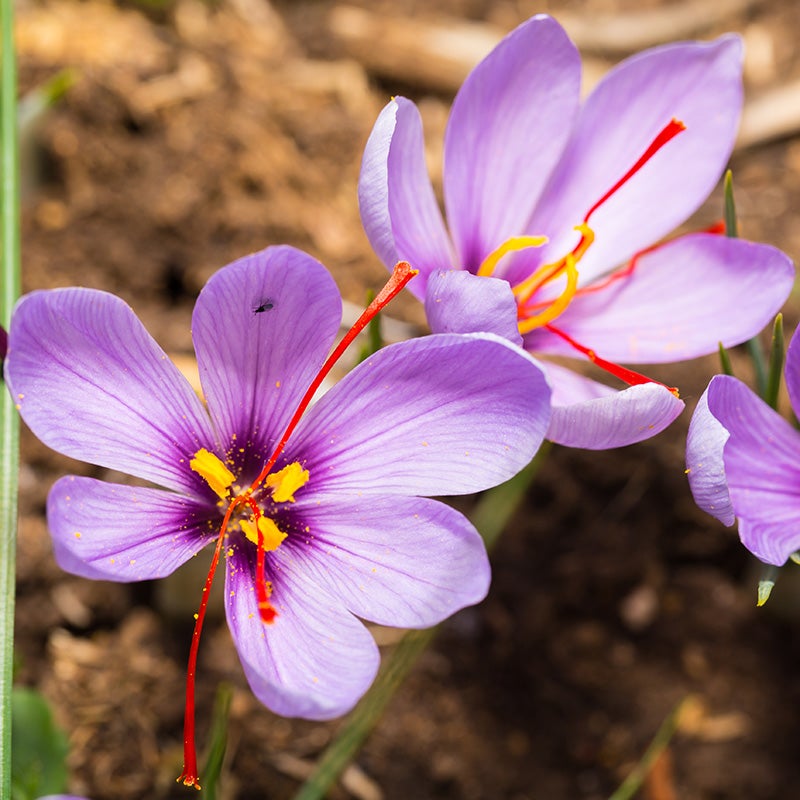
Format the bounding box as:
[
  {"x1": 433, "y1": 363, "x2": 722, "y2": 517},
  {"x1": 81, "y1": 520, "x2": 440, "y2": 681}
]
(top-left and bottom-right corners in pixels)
[{"x1": 253, "y1": 298, "x2": 274, "y2": 314}]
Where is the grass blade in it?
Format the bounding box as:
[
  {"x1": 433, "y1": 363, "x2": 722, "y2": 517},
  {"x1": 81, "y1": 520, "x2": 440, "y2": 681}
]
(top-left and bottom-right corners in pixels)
[{"x1": 0, "y1": 0, "x2": 21, "y2": 794}]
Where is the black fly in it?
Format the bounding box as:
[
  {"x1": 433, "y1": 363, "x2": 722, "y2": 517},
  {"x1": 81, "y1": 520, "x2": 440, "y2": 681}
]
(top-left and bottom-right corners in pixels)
[{"x1": 253, "y1": 299, "x2": 274, "y2": 314}]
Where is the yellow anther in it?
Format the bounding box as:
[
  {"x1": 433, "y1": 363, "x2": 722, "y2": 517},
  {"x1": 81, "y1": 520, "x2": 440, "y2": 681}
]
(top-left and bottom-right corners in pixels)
[
  {"x1": 265, "y1": 462, "x2": 309, "y2": 503},
  {"x1": 190, "y1": 448, "x2": 235, "y2": 500},
  {"x1": 240, "y1": 516, "x2": 287, "y2": 551},
  {"x1": 517, "y1": 253, "x2": 580, "y2": 334},
  {"x1": 476, "y1": 235, "x2": 548, "y2": 277}
]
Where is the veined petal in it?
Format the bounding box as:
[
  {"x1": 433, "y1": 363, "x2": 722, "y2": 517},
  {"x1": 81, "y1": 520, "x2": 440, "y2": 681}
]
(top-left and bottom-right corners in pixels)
[
  {"x1": 706, "y1": 374, "x2": 800, "y2": 565},
  {"x1": 425, "y1": 269, "x2": 522, "y2": 346},
  {"x1": 293, "y1": 495, "x2": 489, "y2": 627},
  {"x1": 444, "y1": 15, "x2": 580, "y2": 271},
  {"x1": 525, "y1": 234, "x2": 794, "y2": 363},
  {"x1": 225, "y1": 544, "x2": 379, "y2": 720},
  {"x1": 192, "y1": 247, "x2": 342, "y2": 459},
  {"x1": 523, "y1": 36, "x2": 743, "y2": 288},
  {"x1": 685, "y1": 380, "x2": 734, "y2": 526},
  {"x1": 546, "y1": 381, "x2": 684, "y2": 449},
  {"x1": 47, "y1": 476, "x2": 217, "y2": 581},
  {"x1": 358, "y1": 98, "x2": 455, "y2": 299},
  {"x1": 5, "y1": 288, "x2": 214, "y2": 493},
  {"x1": 287, "y1": 333, "x2": 551, "y2": 496}
]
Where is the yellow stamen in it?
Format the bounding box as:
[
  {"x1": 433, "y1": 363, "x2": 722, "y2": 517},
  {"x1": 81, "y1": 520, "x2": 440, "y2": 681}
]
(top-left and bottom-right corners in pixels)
[
  {"x1": 476, "y1": 235, "x2": 548, "y2": 277},
  {"x1": 240, "y1": 516, "x2": 287, "y2": 551},
  {"x1": 265, "y1": 462, "x2": 309, "y2": 503},
  {"x1": 512, "y1": 223, "x2": 595, "y2": 305},
  {"x1": 517, "y1": 254, "x2": 580, "y2": 333},
  {"x1": 190, "y1": 448, "x2": 235, "y2": 500}
]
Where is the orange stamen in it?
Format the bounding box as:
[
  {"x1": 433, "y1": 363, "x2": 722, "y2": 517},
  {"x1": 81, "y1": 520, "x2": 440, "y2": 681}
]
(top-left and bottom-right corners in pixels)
[
  {"x1": 179, "y1": 260, "x2": 418, "y2": 789},
  {"x1": 544, "y1": 323, "x2": 679, "y2": 397}
]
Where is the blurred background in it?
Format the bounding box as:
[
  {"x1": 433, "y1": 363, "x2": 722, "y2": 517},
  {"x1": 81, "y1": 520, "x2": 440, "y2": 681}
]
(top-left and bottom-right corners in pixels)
[{"x1": 12, "y1": 0, "x2": 800, "y2": 798}]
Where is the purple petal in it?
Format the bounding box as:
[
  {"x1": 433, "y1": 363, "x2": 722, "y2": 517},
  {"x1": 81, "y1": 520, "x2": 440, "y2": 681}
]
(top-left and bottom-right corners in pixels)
[
  {"x1": 37, "y1": 796, "x2": 90, "y2": 800},
  {"x1": 444, "y1": 15, "x2": 580, "y2": 271},
  {"x1": 293, "y1": 495, "x2": 489, "y2": 627},
  {"x1": 685, "y1": 380, "x2": 734, "y2": 526},
  {"x1": 546, "y1": 381, "x2": 684, "y2": 449},
  {"x1": 358, "y1": 98, "x2": 455, "y2": 298},
  {"x1": 541, "y1": 360, "x2": 616, "y2": 407},
  {"x1": 47, "y1": 476, "x2": 216, "y2": 581},
  {"x1": 524, "y1": 234, "x2": 794, "y2": 363},
  {"x1": 192, "y1": 247, "x2": 342, "y2": 458},
  {"x1": 706, "y1": 375, "x2": 800, "y2": 565},
  {"x1": 225, "y1": 544, "x2": 379, "y2": 719},
  {"x1": 523, "y1": 36, "x2": 743, "y2": 288},
  {"x1": 783, "y1": 326, "x2": 800, "y2": 420},
  {"x1": 425, "y1": 270, "x2": 522, "y2": 346},
  {"x1": 5, "y1": 289, "x2": 214, "y2": 493},
  {"x1": 287, "y1": 333, "x2": 551, "y2": 496}
]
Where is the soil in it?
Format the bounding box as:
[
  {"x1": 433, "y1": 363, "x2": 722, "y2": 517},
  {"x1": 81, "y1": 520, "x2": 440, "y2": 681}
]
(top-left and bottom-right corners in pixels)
[{"x1": 11, "y1": 0, "x2": 800, "y2": 798}]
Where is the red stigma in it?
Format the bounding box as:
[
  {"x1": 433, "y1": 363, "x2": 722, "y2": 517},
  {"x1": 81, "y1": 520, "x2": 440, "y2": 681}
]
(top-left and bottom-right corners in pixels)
[
  {"x1": 583, "y1": 118, "x2": 686, "y2": 223},
  {"x1": 545, "y1": 323, "x2": 679, "y2": 397},
  {"x1": 178, "y1": 260, "x2": 417, "y2": 789},
  {"x1": 515, "y1": 119, "x2": 686, "y2": 315}
]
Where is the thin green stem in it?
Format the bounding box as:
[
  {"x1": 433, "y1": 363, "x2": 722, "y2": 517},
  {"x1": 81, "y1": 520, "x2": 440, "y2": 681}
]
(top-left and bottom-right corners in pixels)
[
  {"x1": 0, "y1": 0, "x2": 21, "y2": 795},
  {"x1": 607, "y1": 696, "x2": 693, "y2": 800},
  {"x1": 724, "y1": 170, "x2": 767, "y2": 395},
  {"x1": 292, "y1": 445, "x2": 550, "y2": 800}
]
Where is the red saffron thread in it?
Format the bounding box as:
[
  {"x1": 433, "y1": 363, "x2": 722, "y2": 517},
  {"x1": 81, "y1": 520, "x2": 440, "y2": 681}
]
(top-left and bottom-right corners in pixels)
[
  {"x1": 516, "y1": 118, "x2": 686, "y2": 313},
  {"x1": 544, "y1": 323, "x2": 679, "y2": 398},
  {"x1": 178, "y1": 260, "x2": 418, "y2": 789}
]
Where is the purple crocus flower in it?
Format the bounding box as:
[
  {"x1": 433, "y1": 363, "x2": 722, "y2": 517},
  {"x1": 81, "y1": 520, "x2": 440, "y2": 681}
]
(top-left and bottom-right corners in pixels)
[
  {"x1": 358, "y1": 14, "x2": 794, "y2": 450},
  {"x1": 4, "y1": 245, "x2": 550, "y2": 787},
  {"x1": 686, "y1": 328, "x2": 800, "y2": 568}
]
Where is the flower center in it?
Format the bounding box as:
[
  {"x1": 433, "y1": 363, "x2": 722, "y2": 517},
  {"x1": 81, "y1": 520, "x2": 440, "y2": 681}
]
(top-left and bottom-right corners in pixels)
[
  {"x1": 475, "y1": 118, "x2": 686, "y2": 396},
  {"x1": 178, "y1": 260, "x2": 418, "y2": 790}
]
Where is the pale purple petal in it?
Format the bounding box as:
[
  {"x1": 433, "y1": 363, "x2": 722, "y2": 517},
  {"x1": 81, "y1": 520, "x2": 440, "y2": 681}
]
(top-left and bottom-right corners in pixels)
[
  {"x1": 292, "y1": 495, "x2": 489, "y2": 627},
  {"x1": 706, "y1": 375, "x2": 800, "y2": 565},
  {"x1": 425, "y1": 270, "x2": 522, "y2": 346},
  {"x1": 192, "y1": 247, "x2": 342, "y2": 459},
  {"x1": 783, "y1": 325, "x2": 800, "y2": 420},
  {"x1": 444, "y1": 15, "x2": 580, "y2": 271},
  {"x1": 5, "y1": 289, "x2": 214, "y2": 493},
  {"x1": 225, "y1": 544, "x2": 379, "y2": 719},
  {"x1": 47, "y1": 476, "x2": 216, "y2": 581},
  {"x1": 37, "y1": 796, "x2": 90, "y2": 800},
  {"x1": 546, "y1": 382, "x2": 684, "y2": 449},
  {"x1": 524, "y1": 234, "x2": 794, "y2": 363},
  {"x1": 685, "y1": 380, "x2": 734, "y2": 526},
  {"x1": 540, "y1": 360, "x2": 616, "y2": 407},
  {"x1": 287, "y1": 333, "x2": 551, "y2": 496},
  {"x1": 522, "y1": 36, "x2": 743, "y2": 288},
  {"x1": 358, "y1": 98, "x2": 455, "y2": 298}
]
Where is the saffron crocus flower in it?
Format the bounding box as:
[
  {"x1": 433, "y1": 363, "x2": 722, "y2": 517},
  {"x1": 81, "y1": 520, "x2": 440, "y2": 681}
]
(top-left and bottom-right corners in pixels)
[
  {"x1": 4, "y1": 245, "x2": 551, "y2": 787},
  {"x1": 358, "y1": 14, "x2": 794, "y2": 450},
  {"x1": 686, "y1": 328, "x2": 800, "y2": 567}
]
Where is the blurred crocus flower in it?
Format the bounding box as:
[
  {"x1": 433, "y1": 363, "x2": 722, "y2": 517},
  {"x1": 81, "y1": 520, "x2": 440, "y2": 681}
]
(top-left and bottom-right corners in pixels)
[
  {"x1": 686, "y1": 328, "x2": 800, "y2": 568},
  {"x1": 4, "y1": 245, "x2": 550, "y2": 787},
  {"x1": 359, "y1": 14, "x2": 793, "y2": 450}
]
